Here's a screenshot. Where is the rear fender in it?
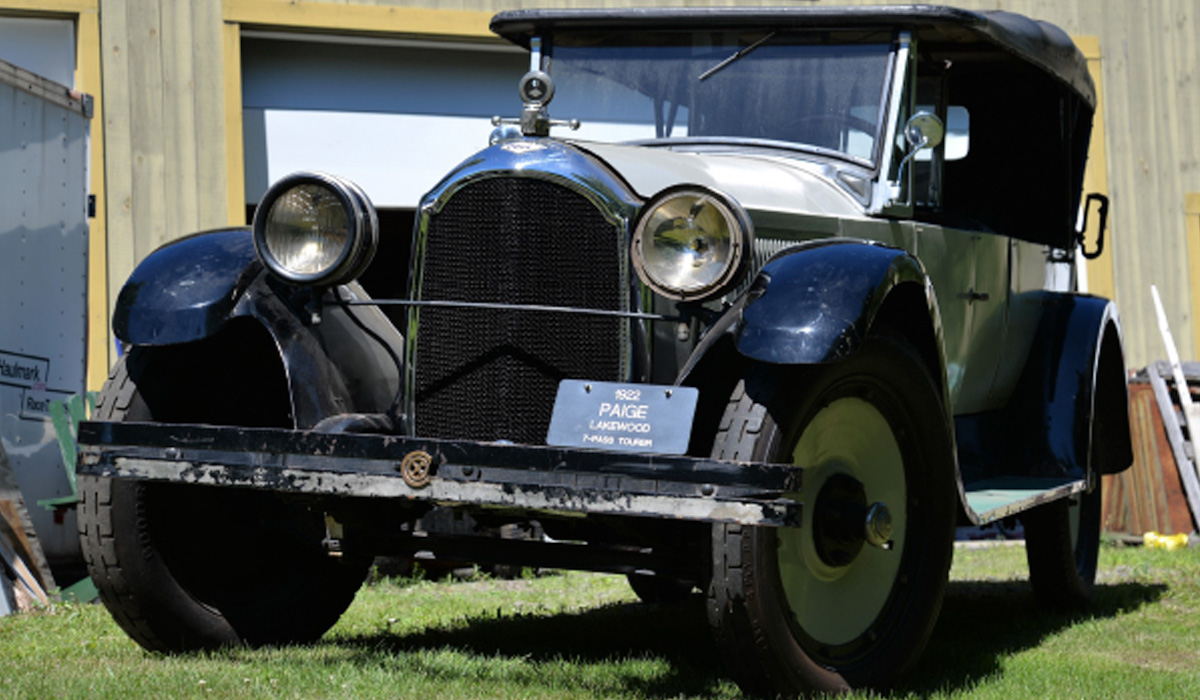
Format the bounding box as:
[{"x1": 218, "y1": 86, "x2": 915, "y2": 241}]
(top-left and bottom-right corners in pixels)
[
  {"x1": 1022, "y1": 294, "x2": 1131, "y2": 477},
  {"x1": 955, "y1": 293, "x2": 1132, "y2": 482}
]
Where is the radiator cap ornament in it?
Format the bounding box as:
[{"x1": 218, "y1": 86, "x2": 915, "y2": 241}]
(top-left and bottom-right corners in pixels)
[
  {"x1": 519, "y1": 70, "x2": 555, "y2": 106},
  {"x1": 492, "y1": 69, "x2": 580, "y2": 138}
]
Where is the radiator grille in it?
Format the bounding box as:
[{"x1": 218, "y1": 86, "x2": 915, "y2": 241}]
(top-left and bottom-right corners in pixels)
[{"x1": 412, "y1": 177, "x2": 626, "y2": 444}]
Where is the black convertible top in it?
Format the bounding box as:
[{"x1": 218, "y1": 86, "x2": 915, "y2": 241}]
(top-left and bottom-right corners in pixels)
[{"x1": 490, "y1": 4, "x2": 1094, "y2": 108}]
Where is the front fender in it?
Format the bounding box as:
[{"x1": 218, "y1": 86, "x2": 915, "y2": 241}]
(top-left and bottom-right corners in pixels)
[
  {"x1": 734, "y1": 239, "x2": 928, "y2": 364},
  {"x1": 112, "y1": 228, "x2": 404, "y2": 430},
  {"x1": 230, "y1": 276, "x2": 403, "y2": 428},
  {"x1": 113, "y1": 228, "x2": 260, "y2": 346}
]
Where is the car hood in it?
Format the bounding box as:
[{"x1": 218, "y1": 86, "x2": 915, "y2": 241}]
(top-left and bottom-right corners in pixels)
[{"x1": 575, "y1": 141, "x2": 869, "y2": 219}]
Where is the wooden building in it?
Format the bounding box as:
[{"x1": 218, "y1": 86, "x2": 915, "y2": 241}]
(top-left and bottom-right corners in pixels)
[{"x1": 0, "y1": 0, "x2": 1197, "y2": 389}]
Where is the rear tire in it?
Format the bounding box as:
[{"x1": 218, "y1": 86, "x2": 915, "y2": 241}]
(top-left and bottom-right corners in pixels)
[
  {"x1": 78, "y1": 347, "x2": 369, "y2": 652},
  {"x1": 708, "y1": 333, "x2": 957, "y2": 696},
  {"x1": 1023, "y1": 480, "x2": 1102, "y2": 609}
]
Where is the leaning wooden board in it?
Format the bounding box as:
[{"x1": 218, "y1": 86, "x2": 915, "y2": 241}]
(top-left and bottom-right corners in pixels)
[
  {"x1": 0, "y1": 501, "x2": 49, "y2": 610},
  {"x1": 1102, "y1": 377, "x2": 1196, "y2": 535}
]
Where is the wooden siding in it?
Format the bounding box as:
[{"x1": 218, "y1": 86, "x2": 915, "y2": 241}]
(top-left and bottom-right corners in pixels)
[
  {"x1": 1077, "y1": 37, "x2": 1115, "y2": 304},
  {"x1": 1189, "y1": 193, "x2": 1200, "y2": 355},
  {"x1": 1102, "y1": 378, "x2": 1196, "y2": 535},
  {"x1": 98, "y1": 0, "x2": 228, "y2": 335}
]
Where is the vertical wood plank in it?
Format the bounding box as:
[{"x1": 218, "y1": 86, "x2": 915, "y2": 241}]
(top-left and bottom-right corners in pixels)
[
  {"x1": 223, "y1": 20, "x2": 244, "y2": 226},
  {"x1": 1102, "y1": 0, "x2": 1160, "y2": 366},
  {"x1": 1174, "y1": 0, "x2": 1200, "y2": 353},
  {"x1": 194, "y1": 1, "x2": 229, "y2": 229},
  {"x1": 1149, "y1": 3, "x2": 1192, "y2": 360},
  {"x1": 1077, "y1": 36, "x2": 1115, "y2": 303},
  {"x1": 161, "y1": 0, "x2": 198, "y2": 239},
  {"x1": 98, "y1": 0, "x2": 135, "y2": 325},
  {"x1": 126, "y1": 0, "x2": 166, "y2": 257},
  {"x1": 1188, "y1": 194, "x2": 1200, "y2": 357},
  {"x1": 77, "y1": 7, "x2": 111, "y2": 386}
]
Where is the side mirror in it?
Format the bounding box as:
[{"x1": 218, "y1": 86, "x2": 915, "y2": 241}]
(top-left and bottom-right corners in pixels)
[
  {"x1": 889, "y1": 111, "x2": 945, "y2": 207},
  {"x1": 904, "y1": 111, "x2": 945, "y2": 151}
]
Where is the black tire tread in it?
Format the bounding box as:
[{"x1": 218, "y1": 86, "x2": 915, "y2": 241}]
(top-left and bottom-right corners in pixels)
[
  {"x1": 707, "y1": 372, "x2": 788, "y2": 697},
  {"x1": 78, "y1": 351, "x2": 368, "y2": 652},
  {"x1": 706, "y1": 336, "x2": 957, "y2": 697},
  {"x1": 78, "y1": 354, "x2": 172, "y2": 651}
]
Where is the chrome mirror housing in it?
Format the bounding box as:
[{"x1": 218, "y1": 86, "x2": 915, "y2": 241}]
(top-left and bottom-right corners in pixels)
[
  {"x1": 904, "y1": 111, "x2": 945, "y2": 151},
  {"x1": 889, "y1": 111, "x2": 945, "y2": 206}
]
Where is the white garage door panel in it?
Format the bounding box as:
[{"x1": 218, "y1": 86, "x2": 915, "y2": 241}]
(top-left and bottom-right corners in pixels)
[
  {"x1": 243, "y1": 35, "x2": 527, "y2": 208},
  {"x1": 256, "y1": 108, "x2": 496, "y2": 208}
]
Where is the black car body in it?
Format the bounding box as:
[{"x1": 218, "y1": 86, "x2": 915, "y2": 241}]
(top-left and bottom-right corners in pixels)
[{"x1": 78, "y1": 5, "x2": 1132, "y2": 696}]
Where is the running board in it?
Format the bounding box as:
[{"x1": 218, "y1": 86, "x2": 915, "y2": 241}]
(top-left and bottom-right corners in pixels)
[{"x1": 964, "y1": 477, "x2": 1087, "y2": 524}]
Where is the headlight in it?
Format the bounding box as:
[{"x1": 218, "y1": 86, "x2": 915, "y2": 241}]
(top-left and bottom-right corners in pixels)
[
  {"x1": 253, "y1": 172, "x2": 378, "y2": 286},
  {"x1": 631, "y1": 187, "x2": 752, "y2": 301}
]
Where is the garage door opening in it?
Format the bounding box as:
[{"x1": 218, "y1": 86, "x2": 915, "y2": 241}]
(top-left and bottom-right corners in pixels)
[{"x1": 241, "y1": 31, "x2": 526, "y2": 211}]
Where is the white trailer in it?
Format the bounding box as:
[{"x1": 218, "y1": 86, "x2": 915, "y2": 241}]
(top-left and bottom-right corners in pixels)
[{"x1": 0, "y1": 58, "x2": 91, "y2": 575}]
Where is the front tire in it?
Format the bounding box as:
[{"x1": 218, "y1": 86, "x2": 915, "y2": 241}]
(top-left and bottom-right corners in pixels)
[
  {"x1": 708, "y1": 333, "x2": 957, "y2": 696},
  {"x1": 78, "y1": 346, "x2": 370, "y2": 652}
]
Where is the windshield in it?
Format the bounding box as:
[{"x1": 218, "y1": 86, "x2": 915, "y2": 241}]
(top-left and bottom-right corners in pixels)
[{"x1": 548, "y1": 30, "x2": 894, "y2": 165}]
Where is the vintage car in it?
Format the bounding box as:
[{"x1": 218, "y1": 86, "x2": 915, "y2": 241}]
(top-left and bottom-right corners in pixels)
[{"x1": 77, "y1": 5, "x2": 1132, "y2": 697}]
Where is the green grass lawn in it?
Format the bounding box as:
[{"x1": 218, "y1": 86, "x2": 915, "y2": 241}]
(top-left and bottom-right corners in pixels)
[{"x1": 1, "y1": 541, "x2": 1197, "y2": 699}]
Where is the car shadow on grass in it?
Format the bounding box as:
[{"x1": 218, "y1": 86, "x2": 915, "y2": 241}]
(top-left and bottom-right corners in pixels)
[
  {"x1": 329, "y1": 578, "x2": 1165, "y2": 699},
  {"x1": 335, "y1": 593, "x2": 727, "y2": 698},
  {"x1": 896, "y1": 578, "x2": 1166, "y2": 696}
]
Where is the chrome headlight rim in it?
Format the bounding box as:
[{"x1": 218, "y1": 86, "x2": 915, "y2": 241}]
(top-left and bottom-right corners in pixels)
[
  {"x1": 631, "y1": 185, "x2": 753, "y2": 302},
  {"x1": 252, "y1": 171, "x2": 379, "y2": 287}
]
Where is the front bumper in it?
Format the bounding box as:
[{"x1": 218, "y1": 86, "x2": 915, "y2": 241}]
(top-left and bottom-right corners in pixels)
[{"x1": 77, "y1": 422, "x2": 802, "y2": 527}]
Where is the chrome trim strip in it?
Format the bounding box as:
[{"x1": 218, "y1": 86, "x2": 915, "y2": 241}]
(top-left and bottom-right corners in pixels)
[
  {"x1": 872, "y1": 31, "x2": 912, "y2": 214},
  {"x1": 419, "y1": 142, "x2": 637, "y2": 227},
  {"x1": 341, "y1": 298, "x2": 679, "y2": 322}
]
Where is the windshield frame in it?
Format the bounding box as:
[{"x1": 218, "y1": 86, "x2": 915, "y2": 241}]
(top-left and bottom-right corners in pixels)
[{"x1": 540, "y1": 28, "x2": 904, "y2": 172}]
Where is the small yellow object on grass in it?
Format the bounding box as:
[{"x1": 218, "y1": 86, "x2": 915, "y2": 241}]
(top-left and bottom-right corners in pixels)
[{"x1": 1143, "y1": 531, "x2": 1190, "y2": 551}]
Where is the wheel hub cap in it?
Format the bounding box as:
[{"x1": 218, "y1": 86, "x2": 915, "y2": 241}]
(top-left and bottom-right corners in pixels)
[
  {"x1": 864, "y1": 502, "x2": 894, "y2": 549},
  {"x1": 812, "y1": 476, "x2": 895, "y2": 565},
  {"x1": 811, "y1": 474, "x2": 867, "y2": 567},
  {"x1": 778, "y1": 395, "x2": 908, "y2": 646}
]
